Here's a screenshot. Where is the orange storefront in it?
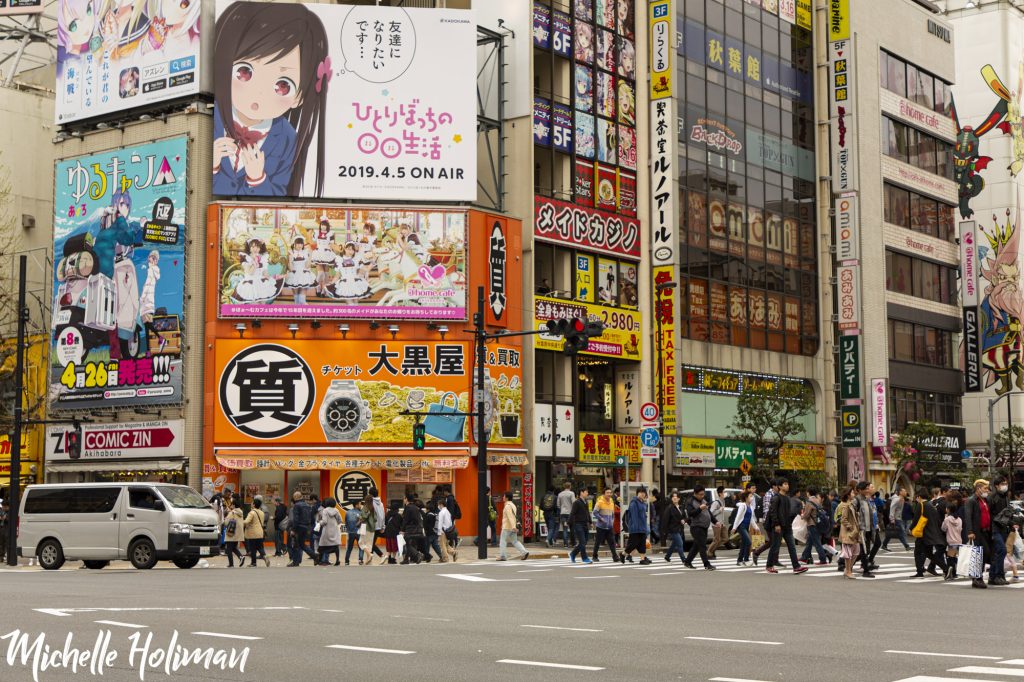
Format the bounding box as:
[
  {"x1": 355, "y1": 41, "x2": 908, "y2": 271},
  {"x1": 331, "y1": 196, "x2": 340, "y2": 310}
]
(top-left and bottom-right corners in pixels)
[{"x1": 202, "y1": 204, "x2": 523, "y2": 537}]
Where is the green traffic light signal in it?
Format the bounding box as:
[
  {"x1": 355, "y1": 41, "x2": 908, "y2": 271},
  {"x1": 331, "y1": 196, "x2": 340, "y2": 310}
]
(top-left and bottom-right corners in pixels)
[{"x1": 412, "y1": 422, "x2": 426, "y2": 450}]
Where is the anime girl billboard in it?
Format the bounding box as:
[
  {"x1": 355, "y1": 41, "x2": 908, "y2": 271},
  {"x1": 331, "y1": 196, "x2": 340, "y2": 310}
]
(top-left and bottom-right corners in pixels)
[
  {"x1": 211, "y1": 1, "x2": 476, "y2": 201},
  {"x1": 51, "y1": 138, "x2": 187, "y2": 410}
]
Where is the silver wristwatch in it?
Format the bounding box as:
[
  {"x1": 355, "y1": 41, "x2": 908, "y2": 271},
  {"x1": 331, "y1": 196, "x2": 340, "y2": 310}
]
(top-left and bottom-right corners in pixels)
[{"x1": 320, "y1": 380, "x2": 371, "y2": 442}]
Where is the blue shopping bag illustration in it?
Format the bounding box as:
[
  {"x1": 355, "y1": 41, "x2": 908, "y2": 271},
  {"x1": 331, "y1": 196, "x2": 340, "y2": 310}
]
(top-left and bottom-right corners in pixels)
[{"x1": 423, "y1": 392, "x2": 465, "y2": 442}]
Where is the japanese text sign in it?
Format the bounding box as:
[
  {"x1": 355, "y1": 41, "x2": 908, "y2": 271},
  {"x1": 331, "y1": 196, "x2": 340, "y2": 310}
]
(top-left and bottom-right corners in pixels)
[
  {"x1": 533, "y1": 295, "x2": 642, "y2": 361},
  {"x1": 534, "y1": 195, "x2": 641, "y2": 259}
]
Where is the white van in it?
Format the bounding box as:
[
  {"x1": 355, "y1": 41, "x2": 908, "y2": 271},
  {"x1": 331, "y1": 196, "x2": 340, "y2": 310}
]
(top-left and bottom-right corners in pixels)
[{"x1": 17, "y1": 483, "x2": 221, "y2": 570}]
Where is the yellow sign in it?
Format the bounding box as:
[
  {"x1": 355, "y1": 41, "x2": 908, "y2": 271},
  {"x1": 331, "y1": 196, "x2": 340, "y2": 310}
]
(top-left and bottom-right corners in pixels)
[
  {"x1": 654, "y1": 265, "x2": 677, "y2": 435},
  {"x1": 575, "y1": 254, "x2": 595, "y2": 303},
  {"x1": 674, "y1": 436, "x2": 715, "y2": 468},
  {"x1": 534, "y1": 295, "x2": 642, "y2": 360},
  {"x1": 578, "y1": 432, "x2": 641, "y2": 466},
  {"x1": 779, "y1": 442, "x2": 826, "y2": 471},
  {"x1": 740, "y1": 458, "x2": 752, "y2": 475},
  {"x1": 828, "y1": 0, "x2": 849, "y2": 41},
  {"x1": 649, "y1": 1, "x2": 672, "y2": 100},
  {"x1": 796, "y1": 0, "x2": 812, "y2": 30}
]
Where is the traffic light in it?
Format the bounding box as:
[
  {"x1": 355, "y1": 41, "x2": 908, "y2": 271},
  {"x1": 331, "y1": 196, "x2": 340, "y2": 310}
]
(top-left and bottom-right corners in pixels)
[
  {"x1": 412, "y1": 422, "x2": 426, "y2": 450},
  {"x1": 66, "y1": 426, "x2": 82, "y2": 460},
  {"x1": 545, "y1": 317, "x2": 595, "y2": 355},
  {"x1": 584, "y1": 319, "x2": 605, "y2": 338}
]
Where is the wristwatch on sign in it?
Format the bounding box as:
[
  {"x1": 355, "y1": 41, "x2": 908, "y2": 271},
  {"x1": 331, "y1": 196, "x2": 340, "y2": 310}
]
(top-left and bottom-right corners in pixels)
[{"x1": 320, "y1": 380, "x2": 371, "y2": 442}]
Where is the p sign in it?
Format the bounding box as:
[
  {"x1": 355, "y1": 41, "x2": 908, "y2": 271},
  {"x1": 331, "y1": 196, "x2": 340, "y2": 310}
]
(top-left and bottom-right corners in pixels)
[{"x1": 640, "y1": 402, "x2": 659, "y2": 422}]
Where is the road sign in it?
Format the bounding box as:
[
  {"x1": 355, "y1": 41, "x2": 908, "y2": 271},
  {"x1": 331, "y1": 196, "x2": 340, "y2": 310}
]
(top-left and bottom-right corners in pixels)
[
  {"x1": 640, "y1": 402, "x2": 659, "y2": 422},
  {"x1": 641, "y1": 446, "x2": 660, "y2": 458},
  {"x1": 739, "y1": 458, "x2": 752, "y2": 475},
  {"x1": 615, "y1": 455, "x2": 626, "y2": 466},
  {"x1": 640, "y1": 428, "x2": 660, "y2": 447},
  {"x1": 841, "y1": 405, "x2": 862, "y2": 447}
]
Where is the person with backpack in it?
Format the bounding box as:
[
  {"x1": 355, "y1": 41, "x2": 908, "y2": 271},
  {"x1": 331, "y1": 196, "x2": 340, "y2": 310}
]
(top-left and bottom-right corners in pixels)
[
  {"x1": 287, "y1": 491, "x2": 317, "y2": 567},
  {"x1": 423, "y1": 500, "x2": 440, "y2": 563},
  {"x1": 568, "y1": 487, "x2": 592, "y2": 564},
  {"x1": 752, "y1": 480, "x2": 777, "y2": 565},
  {"x1": 272, "y1": 496, "x2": 288, "y2": 556},
  {"x1": 882, "y1": 487, "x2": 911, "y2": 552},
  {"x1": 243, "y1": 497, "x2": 271, "y2": 567},
  {"x1": 400, "y1": 493, "x2": 425, "y2": 564},
  {"x1": 731, "y1": 490, "x2": 759, "y2": 566},
  {"x1": 368, "y1": 487, "x2": 388, "y2": 565},
  {"x1": 799, "y1": 488, "x2": 829, "y2": 566},
  {"x1": 556, "y1": 482, "x2": 576, "y2": 548},
  {"x1": 620, "y1": 487, "x2": 652, "y2": 565},
  {"x1": 224, "y1": 496, "x2": 244, "y2": 567},
  {"x1": 707, "y1": 486, "x2": 728, "y2": 559},
  {"x1": 592, "y1": 487, "x2": 619, "y2": 562},
  {"x1": 344, "y1": 499, "x2": 365, "y2": 566},
  {"x1": 684, "y1": 486, "x2": 715, "y2": 570},
  {"x1": 909, "y1": 487, "x2": 946, "y2": 578},
  {"x1": 542, "y1": 487, "x2": 558, "y2": 547},
  {"x1": 437, "y1": 497, "x2": 457, "y2": 562}
]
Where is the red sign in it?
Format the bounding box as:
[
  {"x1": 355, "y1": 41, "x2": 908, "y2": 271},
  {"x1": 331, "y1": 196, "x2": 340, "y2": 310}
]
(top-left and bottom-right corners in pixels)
[
  {"x1": 523, "y1": 472, "x2": 534, "y2": 539},
  {"x1": 84, "y1": 428, "x2": 176, "y2": 450},
  {"x1": 534, "y1": 196, "x2": 641, "y2": 259}
]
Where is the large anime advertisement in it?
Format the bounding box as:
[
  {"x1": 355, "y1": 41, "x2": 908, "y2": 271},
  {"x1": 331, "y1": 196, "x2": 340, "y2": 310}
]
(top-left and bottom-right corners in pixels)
[
  {"x1": 51, "y1": 138, "x2": 187, "y2": 410},
  {"x1": 216, "y1": 205, "x2": 467, "y2": 320},
  {"x1": 55, "y1": 0, "x2": 208, "y2": 123},
  {"x1": 211, "y1": 1, "x2": 476, "y2": 201}
]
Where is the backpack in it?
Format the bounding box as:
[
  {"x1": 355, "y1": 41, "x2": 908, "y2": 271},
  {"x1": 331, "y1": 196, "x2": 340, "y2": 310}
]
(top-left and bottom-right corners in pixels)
[
  {"x1": 814, "y1": 503, "x2": 831, "y2": 536},
  {"x1": 542, "y1": 492, "x2": 556, "y2": 512},
  {"x1": 225, "y1": 518, "x2": 237, "y2": 535},
  {"x1": 449, "y1": 496, "x2": 462, "y2": 520}
]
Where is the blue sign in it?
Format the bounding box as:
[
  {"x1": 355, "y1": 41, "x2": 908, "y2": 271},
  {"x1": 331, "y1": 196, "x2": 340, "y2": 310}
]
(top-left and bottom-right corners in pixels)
[{"x1": 641, "y1": 428, "x2": 660, "y2": 447}]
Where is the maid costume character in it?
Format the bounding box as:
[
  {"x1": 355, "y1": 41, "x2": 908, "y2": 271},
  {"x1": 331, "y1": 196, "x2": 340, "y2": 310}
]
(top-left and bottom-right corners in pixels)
[
  {"x1": 284, "y1": 239, "x2": 316, "y2": 304},
  {"x1": 311, "y1": 219, "x2": 337, "y2": 266},
  {"x1": 231, "y1": 240, "x2": 281, "y2": 303},
  {"x1": 326, "y1": 244, "x2": 371, "y2": 300}
]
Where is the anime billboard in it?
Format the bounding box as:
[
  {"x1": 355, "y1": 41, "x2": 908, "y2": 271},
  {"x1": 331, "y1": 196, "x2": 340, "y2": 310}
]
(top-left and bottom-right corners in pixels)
[
  {"x1": 55, "y1": 0, "x2": 209, "y2": 123},
  {"x1": 51, "y1": 138, "x2": 187, "y2": 410},
  {"x1": 216, "y1": 205, "x2": 467, "y2": 320},
  {"x1": 211, "y1": 1, "x2": 476, "y2": 201}
]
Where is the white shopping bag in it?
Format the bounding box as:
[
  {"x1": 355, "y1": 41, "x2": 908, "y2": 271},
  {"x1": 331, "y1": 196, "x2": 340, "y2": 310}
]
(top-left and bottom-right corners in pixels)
[{"x1": 792, "y1": 516, "x2": 808, "y2": 544}]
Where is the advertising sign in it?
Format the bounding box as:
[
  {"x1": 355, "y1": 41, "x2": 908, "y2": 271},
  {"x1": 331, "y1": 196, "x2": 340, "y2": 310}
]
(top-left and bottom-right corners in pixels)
[
  {"x1": 839, "y1": 334, "x2": 861, "y2": 400},
  {"x1": 487, "y1": 218, "x2": 508, "y2": 327},
  {"x1": 215, "y1": 205, "x2": 466, "y2": 321},
  {"x1": 330, "y1": 469, "x2": 382, "y2": 510},
  {"x1": 534, "y1": 295, "x2": 642, "y2": 360},
  {"x1": 829, "y1": 0, "x2": 850, "y2": 41},
  {"x1": 847, "y1": 447, "x2": 865, "y2": 481},
  {"x1": 912, "y1": 422, "x2": 967, "y2": 463},
  {"x1": 837, "y1": 264, "x2": 861, "y2": 330},
  {"x1": 212, "y1": 1, "x2": 476, "y2": 201},
  {"x1": 615, "y1": 368, "x2": 640, "y2": 432},
  {"x1": 55, "y1": 0, "x2": 207, "y2": 123},
  {"x1": 779, "y1": 442, "x2": 826, "y2": 471},
  {"x1": 715, "y1": 439, "x2": 754, "y2": 469},
  {"x1": 51, "y1": 138, "x2": 187, "y2": 410},
  {"x1": 796, "y1": 0, "x2": 812, "y2": 30},
  {"x1": 552, "y1": 10, "x2": 572, "y2": 59},
  {"x1": 835, "y1": 194, "x2": 860, "y2": 261},
  {"x1": 532, "y1": 2, "x2": 551, "y2": 48},
  {"x1": 649, "y1": 0, "x2": 671, "y2": 100},
  {"x1": 963, "y1": 306, "x2": 982, "y2": 393},
  {"x1": 476, "y1": 342, "x2": 524, "y2": 446},
  {"x1": 552, "y1": 102, "x2": 574, "y2": 154},
  {"x1": 533, "y1": 403, "x2": 576, "y2": 459},
  {"x1": 778, "y1": 0, "x2": 796, "y2": 24},
  {"x1": 0, "y1": 0, "x2": 42, "y2": 15},
  {"x1": 674, "y1": 436, "x2": 715, "y2": 468},
  {"x1": 687, "y1": 112, "x2": 744, "y2": 160},
  {"x1": 46, "y1": 420, "x2": 183, "y2": 461},
  {"x1": 654, "y1": 265, "x2": 678, "y2": 436},
  {"x1": 960, "y1": 220, "x2": 979, "y2": 307},
  {"x1": 534, "y1": 195, "x2": 641, "y2": 259},
  {"x1": 841, "y1": 406, "x2": 862, "y2": 447},
  {"x1": 579, "y1": 431, "x2": 640, "y2": 466},
  {"x1": 830, "y1": 36, "x2": 857, "y2": 193},
  {"x1": 533, "y1": 97, "x2": 552, "y2": 147},
  {"x1": 650, "y1": 98, "x2": 677, "y2": 267},
  {"x1": 215, "y1": 339, "x2": 508, "y2": 446},
  {"x1": 870, "y1": 378, "x2": 888, "y2": 448}
]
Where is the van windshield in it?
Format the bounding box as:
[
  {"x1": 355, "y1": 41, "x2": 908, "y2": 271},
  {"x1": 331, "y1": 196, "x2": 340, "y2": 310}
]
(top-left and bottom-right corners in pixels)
[{"x1": 159, "y1": 486, "x2": 211, "y2": 509}]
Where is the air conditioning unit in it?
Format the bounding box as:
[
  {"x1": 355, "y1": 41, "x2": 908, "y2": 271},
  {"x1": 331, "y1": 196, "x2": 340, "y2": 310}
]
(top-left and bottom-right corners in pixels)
[{"x1": 21, "y1": 214, "x2": 34, "y2": 229}]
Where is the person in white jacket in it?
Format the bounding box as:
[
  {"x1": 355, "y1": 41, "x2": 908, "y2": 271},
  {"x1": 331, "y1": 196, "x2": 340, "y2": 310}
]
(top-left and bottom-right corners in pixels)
[{"x1": 732, "y1": 490, "x2": 760, "y2": 566}]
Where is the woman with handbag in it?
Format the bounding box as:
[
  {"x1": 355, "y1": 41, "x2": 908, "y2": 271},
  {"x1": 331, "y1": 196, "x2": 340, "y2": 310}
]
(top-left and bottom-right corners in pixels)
[
  {"x1": 358, "y1": 493, "x2": 380, "y2": 565},
  {"x1": 732, "y1": 490, "x2": 759, "y2": 566},
  {"x1": 224, "y1": 496, "x2": 245, "y2": 568},
  {"x1": 243, "y1": 497, "x2": 271, "y2": 567},
  {"x1": 316, "y1": 498, "x2": 343, "y2": 566},
  {"x1": 837, "y1": 486, "x2": 861, "y2": 580}
]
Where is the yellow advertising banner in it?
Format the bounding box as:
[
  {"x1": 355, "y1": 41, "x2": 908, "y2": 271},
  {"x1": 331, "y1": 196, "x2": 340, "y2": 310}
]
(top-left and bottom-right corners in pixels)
[
  {"x1": 779, "y1": 442, "x2": 826, "y2": 471},
  {"x1": 533, "y1": 295, "x2": 642, "y2": 361},
  {"x1": 796, "y1": 0, "x2": 812, "y2": 30},
  {"x1": 828, "y1": 0, "x2": 849, "y2": 41},
  {"x1": 675, "y1": 436, "x2": 715, "y2": 468},
  {"x1": 216, "y1": 453, "x2": 469, "y2": 471},
  {"x1": 654, "y1": 265, "x2": 677, "y2": 435},
  {"x1": 649, "y1": 0, "x2": 673, "y2": 100},
  {"x1": 578, "y1": 431, "x2": 641, "y2": 466}
]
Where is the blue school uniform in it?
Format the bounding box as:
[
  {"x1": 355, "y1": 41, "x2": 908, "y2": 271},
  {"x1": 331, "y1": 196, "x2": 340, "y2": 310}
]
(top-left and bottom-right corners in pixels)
[{"x1": 212, "y1": 111, "x2": 297, "y2": 197}]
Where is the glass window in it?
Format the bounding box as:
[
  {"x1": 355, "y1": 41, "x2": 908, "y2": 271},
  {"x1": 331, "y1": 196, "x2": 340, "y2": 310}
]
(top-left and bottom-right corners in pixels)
[
  {"x1": 889, "y1": 253, "x2": 912, "y2": 294},
  {"x1": 887, "y1": 53, "x2": 907, "y2": 97},
  {"x1": 917, "y1": 71, "x2": 934, "y2": 110},
  {"x1": 129, "y1": 487, "x2": 160, "y2": 509},
  {"x1": 918, "y1": 135, "x2": 936, "y2": 176},
  {"x1": 935, "y1": 80, "x2": 951, "y2": 115},
  {"x1": 893, "y1": 321, "x2": 914, "y2": 361},
  {"x1": 907, "y1": 64, "x2": 922, "y2": 104}
]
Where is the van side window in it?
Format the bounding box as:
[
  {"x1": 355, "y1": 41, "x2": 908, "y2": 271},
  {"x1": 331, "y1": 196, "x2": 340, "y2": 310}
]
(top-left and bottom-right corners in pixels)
[
  {"x1": 24, "y1": 487, "x2": 120, "y2": 514},
  {"x1": 128, "y1": 488, "x2": 159, "y2": 510}
]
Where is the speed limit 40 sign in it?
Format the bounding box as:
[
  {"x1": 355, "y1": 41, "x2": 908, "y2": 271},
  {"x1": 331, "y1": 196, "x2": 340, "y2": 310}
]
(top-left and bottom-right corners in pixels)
[{"x1": 640, "y1": 403, "x2": 659, "y2": 422}]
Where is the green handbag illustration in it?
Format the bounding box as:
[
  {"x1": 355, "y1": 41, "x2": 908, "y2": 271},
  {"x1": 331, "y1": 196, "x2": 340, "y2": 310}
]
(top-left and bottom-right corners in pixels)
[{"x1": 423, "y1": 392, "x2": 465, "y2": 442}]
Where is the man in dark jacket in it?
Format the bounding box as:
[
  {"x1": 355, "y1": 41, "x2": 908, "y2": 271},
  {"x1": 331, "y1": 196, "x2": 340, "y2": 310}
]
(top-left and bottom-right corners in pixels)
[
  {"x1": 988, "y1": 475, "x2": 1011, "y2": 586},
  {"x1": 401, "y1": 493, "x2": 425, "y2": 564},
  {"x1": 963, "y1": 479, "x2": 994, "y2": 588},
  {"x1": 683, "y1": 486, "x2": 715, "y2": 570},
  {"x1": 651, "y1": 489, "x2": 669, "y2": 546},
  {"x1": 765, "y1": 478, "x2": 808, "y2": 575},
  {"x1": 568, "y1": 488, "x2": 592, "y2": 564},
  {"x1": 272, "y1": 497, "x2": 287, "y2": 556},
  {"x1": 911, "y1": 488, "x2": 946, "y2": 578},
  {"x1": 287, "y1": 492, "x2": 316, "y2": 567}
]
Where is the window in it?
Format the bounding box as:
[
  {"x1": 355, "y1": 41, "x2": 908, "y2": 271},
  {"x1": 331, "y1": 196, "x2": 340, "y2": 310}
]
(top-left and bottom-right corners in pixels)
[
  {"x1": 881, "y1": 117, "x2": 952, "y2": 179},
  {"x1": 890, "y1": 388, "x2": 961, "y2": 431},
  {"x1": 887, "y1": 320, "x2": 956, "y2": 368},
  {"x1": 883, "y1": 183, "x2": 955, "y2": 242},
  {"x1": 129, "y1": 487, "x2": 160, "y2": 510},
  {"x1": 577, "y1": 358, "x2": 615, "y2": 432},
  {"x1": 24, "y1": 487, "x2": 122, "y2": 514},
  {"x1": 880, "y1": 50, "x2": 950, "y2": 114},
  {"x1": 886, "y1": 250, "x2": 956, "y2": 303}
]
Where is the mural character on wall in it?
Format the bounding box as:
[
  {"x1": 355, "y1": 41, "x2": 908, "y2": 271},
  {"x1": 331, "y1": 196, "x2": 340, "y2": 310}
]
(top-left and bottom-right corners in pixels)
[
  {"x1": 952, "y1": 64, "x2": 1010, "y2": 219},
  {"x1": 979, "y1": 204, "x2": 1024, "y2": 396},
  {"x1": 996, "y1": 62, "x2": 1024, "y2": 177}
]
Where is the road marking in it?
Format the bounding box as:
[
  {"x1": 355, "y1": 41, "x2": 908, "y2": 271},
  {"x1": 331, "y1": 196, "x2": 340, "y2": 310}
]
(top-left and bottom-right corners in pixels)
[
  {"x1": 392, "y1": 615, "x2": 451, "y2": 622},
  {"x1": 36, "y1": 606, "x2": 304, "y2": 618},
  {"x1": 326, "y1": 645, "x2": 415, "y2": 655},
  {"x1": 885, "y1": 651, "x2": 1002, "y2": 660},
  {"x1": 710, "y1": 677, "x2": 774, "y2": 682},
  {"x1": 685, "y1": 637, "x2": 782, "y2": 646},
  {"x1": 886, "y1": 677, "x2": 1001, "y2": 682},
  {"x1": 191, "y1": 632, "x2": 263, "y2": 641},
  {"x1": 497, "y1": 659, "x2": 604, "y2": 671},
  {"x1": 517, "y1": 569, "x2": 552, "y2": 573},
  {"x1": 438, "y1": 574, "x2": 530, "y2": 582},
  {"x1": 950, "y1": 666, "x2": 1024, "y2": 677},
  {"x1": 998, "y1": 660, "x2": 1024, "y2": 666},
  {"x1": 574, "y1": 575, "x2": 619, "y2": 579},
  {"x1": 319, "y1": 609, "x2": 346, "y2": 613},
  {"x1": 520, "y1": 625, "x2": 603, "y2": 633},
  {"x1": 650, "y1": 572, "x2": 681, "y2": 576},
  {"x1": 94, "y1": 620, "x2": 148, "y2": 629}
]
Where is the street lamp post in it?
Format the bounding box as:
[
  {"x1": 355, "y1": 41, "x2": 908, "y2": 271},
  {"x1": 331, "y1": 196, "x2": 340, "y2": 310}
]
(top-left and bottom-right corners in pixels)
[
  {"x1": 655, "y1": 280, "x2": 676, "y2": 495},
  {"x1": 987, "y1": 391, "x2": 1024, "y2": 478}
]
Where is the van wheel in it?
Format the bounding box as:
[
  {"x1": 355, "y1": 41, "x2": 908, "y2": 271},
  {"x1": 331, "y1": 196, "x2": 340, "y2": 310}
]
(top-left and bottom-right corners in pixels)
[
  {"x1": 38, "y1": 539, "x2": 65, "y2": 570},
  {"x1": 128, "y1": 538, "x2": 157, "y2": 569},
  {"x1": 172, "y1": 556, "x2": 199, "y2": 569},
  {"x1": 83, "y1": 560, "x2": 109, "y2": 569}
]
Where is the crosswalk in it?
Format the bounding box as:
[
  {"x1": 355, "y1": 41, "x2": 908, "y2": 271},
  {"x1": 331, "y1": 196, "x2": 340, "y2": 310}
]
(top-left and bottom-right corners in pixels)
[
  {"x1": 889, "y1": 658, "x2": 1024, "y2": 681},
  {"x1": 464, "y1": 550, "x2": 1024, "y2": 588}
]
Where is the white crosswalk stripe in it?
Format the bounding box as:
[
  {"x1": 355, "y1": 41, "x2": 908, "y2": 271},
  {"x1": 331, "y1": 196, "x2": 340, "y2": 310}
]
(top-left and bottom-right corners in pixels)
[{"x1": 884, "y1": 656, "x2": 1024, "y2": 681}]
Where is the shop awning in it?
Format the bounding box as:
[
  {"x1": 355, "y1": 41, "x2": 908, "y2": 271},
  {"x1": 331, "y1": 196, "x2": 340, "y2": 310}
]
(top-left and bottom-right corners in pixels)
[
  {"x1": 213, "y1": 448, "x2": 470, "y2": 471},
  {"x1": 45, "y1": 459, "x2": 186, "y2": 473}
]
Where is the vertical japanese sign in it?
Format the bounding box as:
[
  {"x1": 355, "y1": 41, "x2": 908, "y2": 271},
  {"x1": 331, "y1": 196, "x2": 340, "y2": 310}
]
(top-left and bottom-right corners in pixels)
[
  {"x1": 837, "y1": 265, "x2": 861, "y2": 330},
  {"x1": 650, "y1": 104, "x2": 676, "y2": 266},
  {"x1": 522, "y1": 472, "x2": 534, "y2": 538},
  {"x1": 870, "y1": 378, "x2": 888, "y2": 448},
  {"x1": 839, "y1": 335, "x2": 860, "y2": 400},
  {"x1": 963, "y1": 306, "x2": 982, "y2": 393},
  {"x1": 52, "y1": 138, "x2": 188, "y2": 410},
  {"x1": 487, "y1": 218, "x2": 508, "y2": 327},
  {"x1": 212, "y1": 1, "x2": 476, "y2": 201},
  {"x1": 615, "y1": 368, "x2": 640, "y2": 432},
  {"x1": 654, "y1": 265, "x2": 677, "y2": 436},
  {"x1": 829, "y1": 34, "x2": 857, "y2": 193},
  {"x1": 649, "y1": 0, "x2": 671, "y2": 100},
  {"x1": 835, "y1": 193, "x2": 860, "y2": 261},
  {"x1": 960, "y1": 220, "x2": 979, "y2": 307}
]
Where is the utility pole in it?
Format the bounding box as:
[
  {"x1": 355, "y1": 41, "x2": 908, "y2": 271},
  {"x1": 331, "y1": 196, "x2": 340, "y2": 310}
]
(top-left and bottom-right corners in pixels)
[
  {"x1": 475, "y1": 286, "x2": 488, "y2": 560},
  {"x1": 7, "y1": 256, "x2": 27, "y2": 566}
]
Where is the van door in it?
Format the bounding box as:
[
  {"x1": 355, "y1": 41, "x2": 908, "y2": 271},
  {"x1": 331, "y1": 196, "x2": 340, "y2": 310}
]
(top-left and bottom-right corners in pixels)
[
  {"x1": 118, "y1": 487, "x2": 170, "y2": 558},
  {"x1": 67, "y1": 487, "x2": 124, "y2": 560}
]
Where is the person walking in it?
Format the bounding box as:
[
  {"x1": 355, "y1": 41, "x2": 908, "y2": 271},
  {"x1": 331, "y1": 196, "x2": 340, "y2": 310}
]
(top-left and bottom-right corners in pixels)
[
  {"x1": 909, "y1": 488, "x2": 946, "y2": 578},
  {"x1": 799, "y1": 488, "x2": 829, "y2": 566},
  {"x1": 765, "y1": 478, "x2": 808, "y2": 575},
  {"x1": 498, "y1": 491, "x2": 530, "y2": 561},
  {"x1": 661, "y1": 491, "x2": 686, "y2": 563},
  {"x1": 344, "y1": 499, "x2": 365, "y2": 566},
  {"x1": 837, "y1": 486, "x2": 861, "y2": 580},
  {"x1": 621, "y1": 487, "x2": 652, "y2": 565},
  {"x1": 541, "y1": 486, "x2": 558, "y2": 547},
  {"x1": 882, "y1": 487, "x2": 911, "y2": 552},
  {"x1": 854, "y1": 482, "x2": 880, "y2": 578},
  {"x1": 556, "y1": 482, "x2": 576, "y2": 548},
  {"x1": 941, "y1": 495, "x2": 963, "y2": 580},
  {"x1": 272, "y1": 496, "x2": 287, "y2": 557},
  {"x1": 707, "y1": 486, "x2": 729, "y2": 559},
  {"x1": 400, "y1": 493, "x2": 425, "y2": 564},
  {"x1": 569, "y1": 487, "x2": 592, "y2": 564},
  {"x1": 964, "y1": 479, "x2": 993, "y2": 588},
  {"x1": 243, "y1": 497, "x2": 271, "y2": 567},
  {"x1": 732, "y1": 490, "x2": 759, "y2": 566},
  {"x1": 367, "y1": 487, "x2": 387, "y2": 564},
  {"x1": 383, "y1": 500, "x2": 403, "y2": 565},
  {"x1": 683, "y1": 486, "x2": 715, "y2": 570},
  {"x1": 287, "y1": 491, "x2": 317, "y2": 567},
  {"x1": 752, "y1": 480, "x2": 778, "y2": 565},
  {"x1": 988, "y1": 474, "x2": 1011, "y2": 586},
  {"x1": 423, "y1": 501, "x2": 441, "y2": 563},
  {"x1": 437, "y1": 497, "x2": 457, "y2": 563},
  {"x1": 314, "y1": 498, "x2": 342, "y2": 566},
  {"x1": 224, "y1": 497, "x2": 244, "y2": 568},
  {"x1": 592, "y1": 487, "x2": 619, "y2": 562},
  {"x1": 651, "y1": 489, "x2": 668, "y2": 546}
]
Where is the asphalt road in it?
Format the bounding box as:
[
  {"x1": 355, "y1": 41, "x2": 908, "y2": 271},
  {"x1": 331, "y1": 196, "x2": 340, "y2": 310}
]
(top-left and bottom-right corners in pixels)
[{"x1": 0, "y1": 547, "x2": 1021, "y2": 682}]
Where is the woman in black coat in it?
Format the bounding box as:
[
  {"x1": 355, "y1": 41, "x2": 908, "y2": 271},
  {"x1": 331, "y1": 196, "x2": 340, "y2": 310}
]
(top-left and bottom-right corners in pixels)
[{"x1": 660, "y1": 492, "x2": 686, "y2": 563}]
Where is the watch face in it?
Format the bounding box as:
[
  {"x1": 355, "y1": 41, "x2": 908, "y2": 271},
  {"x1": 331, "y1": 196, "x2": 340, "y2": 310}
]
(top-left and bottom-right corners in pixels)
[{"x1": 324, "y1": 397, "x2": 363, "y2": 434}]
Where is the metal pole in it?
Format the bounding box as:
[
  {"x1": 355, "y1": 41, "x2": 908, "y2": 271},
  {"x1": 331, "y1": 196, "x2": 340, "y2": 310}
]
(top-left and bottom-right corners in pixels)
[
  {"x1": 7, "y1": 256, "x2": 27, "y2": 566},
  {"x1": 476, "y1": 286, "x2": 489, "y2": 560},
  {"x1": 990, "y1": 397, "x2": 997, "y2": 477},
  {"x1": 1010, "y1": 396, "x2": 1015, "y2": 489}
]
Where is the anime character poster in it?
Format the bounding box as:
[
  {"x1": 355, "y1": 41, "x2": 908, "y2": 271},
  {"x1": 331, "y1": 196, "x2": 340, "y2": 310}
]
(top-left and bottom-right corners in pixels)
[
  {"x1": 575, "y1": 64, "x2": 594, "y2": 113},
  {"x1": 978, "y1": 208, "x2": 1024, "y2": 395},
  {"x1": 617, "y1": 36, "x2": 635, "y2": 80},
  {"x1": 575, "y1": 21, "x2": 593, "y2": 64},
  {"x1": 597, "y1": 117, "x2": 617, "y2": 164},
  {"x1": 597, "y1": 28, "x2": 615, "y2": 72},
  {"x1": 212, "y1": 1, "x2": 476, "y2": 202},
  {"x1": 55, "y1": 0, "x2": 208, "y2": 123},
  {"x1": 618, "y1": 124, "x2": 637, "y2": 170},
  {"x1": 217, "y1": 205, "x2": 467, "y2": 320},
  {"x1": 51, "y1": 138, "x2": 187, "y2": 410},
  {"x1": 576, "y1": 113, "x2": 596, "y2": 159}
]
